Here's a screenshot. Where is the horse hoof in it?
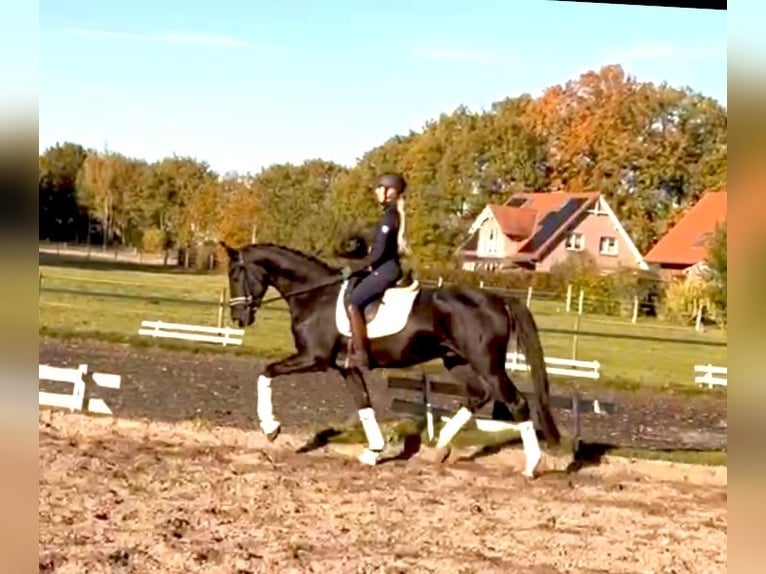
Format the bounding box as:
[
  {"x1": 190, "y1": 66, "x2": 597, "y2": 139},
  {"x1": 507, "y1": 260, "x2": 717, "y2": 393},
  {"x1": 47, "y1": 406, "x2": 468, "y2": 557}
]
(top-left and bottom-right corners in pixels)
[
  {"x1": 264, "y1": 426, "x2": 281, "y2": 442},
  {"x1": 434, "y1": 446, "x2": 452, "y2": 464},
  {"x1": 358, "y1": 448, "x2": 381, "y2": 466}
]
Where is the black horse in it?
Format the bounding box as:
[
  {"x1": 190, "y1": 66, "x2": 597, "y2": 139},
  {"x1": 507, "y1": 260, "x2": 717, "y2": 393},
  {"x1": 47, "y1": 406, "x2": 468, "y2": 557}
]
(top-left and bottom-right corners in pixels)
[{"x1": 220, "y1": 240, "x2": 561, "y2": 473}]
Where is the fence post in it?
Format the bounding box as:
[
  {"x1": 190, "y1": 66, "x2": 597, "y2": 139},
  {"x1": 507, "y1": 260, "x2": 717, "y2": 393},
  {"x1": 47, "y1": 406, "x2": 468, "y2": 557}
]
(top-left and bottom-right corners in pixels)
[
  {"x1": 479, "y1": 280, "x2": 484, "y2": 289},
  {"x1": 577, "y1": 288, "x2": 584, "y2": 315},
  {"x1": 526, "y1": 286, "x2": 533, "y2": 308},
  {"x1": 565, "y1": 284, "x2": 572, "y2": 313},
  {"x1": 217, "y1": 287, "x2": 226, "y2": 328},
  {"x1": 695, "y1": 301, "x2": 704, "y2": 332},
  {"x1": 437, "y1": 276, "x2": 443, "y2": 287},
  {"x1": 631, "y1": 295, "x2": 639, "y2": 324},
  {"x1": 571, "y1": 313, "x2": 581, "y2": 360}
]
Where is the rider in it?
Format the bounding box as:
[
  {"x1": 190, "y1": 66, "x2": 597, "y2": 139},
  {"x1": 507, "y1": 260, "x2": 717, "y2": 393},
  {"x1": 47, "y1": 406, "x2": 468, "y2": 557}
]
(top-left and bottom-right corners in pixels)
[{"x1": 342, "y1": 172, "x2": 409, "y2": 368}]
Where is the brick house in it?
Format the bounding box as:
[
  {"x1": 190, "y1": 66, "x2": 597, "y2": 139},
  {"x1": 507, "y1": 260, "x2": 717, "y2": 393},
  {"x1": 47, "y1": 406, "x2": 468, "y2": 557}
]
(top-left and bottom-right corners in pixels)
[
  {"x1": 643, "y1": 189, "x2": 727, "y2": 280},
  {"x1": 459, "y1": 191, "x2": 648, "y2": 272}
]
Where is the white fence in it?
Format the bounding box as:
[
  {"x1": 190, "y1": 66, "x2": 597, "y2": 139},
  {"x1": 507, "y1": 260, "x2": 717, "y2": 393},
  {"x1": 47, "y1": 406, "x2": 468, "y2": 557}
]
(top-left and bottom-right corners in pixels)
[
  {"x1": 505, "y1": 351, "x2": 601, "y2": 380},
  {"x1": 39, "y1": 363, "x2": 121, "y2": 415},
  {"x1": 138, "y1": 320, "x2": 245, "y2": 346},
  {"x1": 694, "y1": 364, "x2": 727, "y2": 388}
]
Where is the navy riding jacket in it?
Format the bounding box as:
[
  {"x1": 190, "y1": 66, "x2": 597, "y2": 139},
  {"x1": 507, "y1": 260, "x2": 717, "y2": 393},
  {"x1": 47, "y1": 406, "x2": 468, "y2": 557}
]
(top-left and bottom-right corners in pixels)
[{"x1": 352, "y1": 201, "x2": 402, "y2": 282}]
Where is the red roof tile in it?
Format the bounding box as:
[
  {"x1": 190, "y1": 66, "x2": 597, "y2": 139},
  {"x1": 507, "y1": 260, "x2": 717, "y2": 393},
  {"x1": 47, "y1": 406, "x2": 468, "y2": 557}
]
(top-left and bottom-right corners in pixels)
[
  {"x1": 644, "y1": 190, "x2": 727, "y2": 266},
  {"x1": 489, "y1": 205, "x2": 537, "y2": 239}
]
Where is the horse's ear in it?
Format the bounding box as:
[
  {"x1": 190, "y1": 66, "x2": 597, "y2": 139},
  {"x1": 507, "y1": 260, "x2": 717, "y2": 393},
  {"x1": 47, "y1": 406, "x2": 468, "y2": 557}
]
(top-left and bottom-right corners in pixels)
[{"x1": 218, "y1": 240, "x2": 240, "y2": 261}]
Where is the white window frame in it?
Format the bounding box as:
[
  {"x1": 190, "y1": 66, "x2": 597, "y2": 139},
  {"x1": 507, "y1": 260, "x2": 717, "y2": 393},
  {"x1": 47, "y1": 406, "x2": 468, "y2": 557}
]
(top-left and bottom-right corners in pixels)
[
  {"x1": 599, "y1": 236, "x2": 618, "y2": 256},
  {"x1": 565, "y1": 232, "x2": 584, "y2": 251}
]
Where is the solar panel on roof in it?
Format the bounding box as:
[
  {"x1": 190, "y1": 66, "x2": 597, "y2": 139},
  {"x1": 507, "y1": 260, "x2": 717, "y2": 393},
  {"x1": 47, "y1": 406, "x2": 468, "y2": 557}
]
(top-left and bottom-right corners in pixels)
[{"x1": 520, "y1": 197, "x2": 588, "y2": 253}]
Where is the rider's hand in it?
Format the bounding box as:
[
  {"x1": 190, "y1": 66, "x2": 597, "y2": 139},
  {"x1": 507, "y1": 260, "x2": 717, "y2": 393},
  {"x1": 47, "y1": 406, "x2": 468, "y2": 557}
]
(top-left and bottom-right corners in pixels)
[{"x1": 341, "y1": 266, "x2": 352, "y2": 279}]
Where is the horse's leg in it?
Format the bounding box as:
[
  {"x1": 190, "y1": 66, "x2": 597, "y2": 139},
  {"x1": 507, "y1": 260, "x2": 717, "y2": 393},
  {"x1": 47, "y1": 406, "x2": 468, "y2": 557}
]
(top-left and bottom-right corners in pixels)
[
  {"x1": 337, "y1": 367, "x2": 386, "y2": 465},
  {"x1": 432, "y1": 356, "x2": 493, "y2": 463},
  {"x1": 465, "y1": 352, "x2": 542, "y2": 478},
  {"x1": 257, "y1": 352, "x2": 326, "y2": 441}
]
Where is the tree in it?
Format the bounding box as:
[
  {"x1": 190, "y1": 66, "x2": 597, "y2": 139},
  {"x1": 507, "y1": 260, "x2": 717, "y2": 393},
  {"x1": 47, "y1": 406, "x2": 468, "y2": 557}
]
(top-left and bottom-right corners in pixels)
[
  {"x1": 75, "y1": 151, "x2": 120, "y2": 249},
  {"x1": 42, "y1": 63, "x2": 726, "y2": 268},
  {"x1": 252, "y1": 160, "x2": 348, "y2": 254},
  {"x1": 524, "y1": 64, "x2": 727, "y2": 253},
  {"x1": 140, "y1": 155, "x2": 219, "y2": 251},
  {"x1": 705, "y1": 220, "x2": 727, "y2": 319},
  {"x1": 39, "y1": 142, "x2": 88, "y2": 241}
]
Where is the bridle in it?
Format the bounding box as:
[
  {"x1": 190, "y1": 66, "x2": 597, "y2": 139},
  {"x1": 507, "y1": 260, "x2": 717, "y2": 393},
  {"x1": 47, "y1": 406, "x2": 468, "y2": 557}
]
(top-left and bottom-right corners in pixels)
[{"x1": 227, "y1": 258, "x2": 265, "y2": 313}]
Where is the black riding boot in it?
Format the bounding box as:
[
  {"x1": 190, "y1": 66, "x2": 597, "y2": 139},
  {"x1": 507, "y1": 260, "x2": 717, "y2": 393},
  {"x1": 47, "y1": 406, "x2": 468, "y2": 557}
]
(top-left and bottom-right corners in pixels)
[{"x1": 346, "y1": 305, "x2": 369, "y2": 368}]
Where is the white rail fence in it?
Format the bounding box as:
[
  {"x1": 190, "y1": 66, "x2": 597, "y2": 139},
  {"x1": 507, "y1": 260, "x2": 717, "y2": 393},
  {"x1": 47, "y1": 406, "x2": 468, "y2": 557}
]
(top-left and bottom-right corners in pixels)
[
  {"x1": 138, "y1": 320, "x2": 245, "y2": 346},
  {"x1": 505, "y1": 351, "x2": 601, "y2": 380},
  {"x1": 39, "y1": 363, "x2": 122, "y2": 415},
  {"x1": 694, "y1": 364, "x2": 727, "y2": 388}
]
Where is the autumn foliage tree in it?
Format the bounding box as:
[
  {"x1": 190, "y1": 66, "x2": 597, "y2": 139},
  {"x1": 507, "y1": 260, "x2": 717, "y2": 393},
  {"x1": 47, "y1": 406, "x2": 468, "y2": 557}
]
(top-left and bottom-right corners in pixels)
[{"x1": 39, "y1": 64, "x2": 726, "y2": 272}]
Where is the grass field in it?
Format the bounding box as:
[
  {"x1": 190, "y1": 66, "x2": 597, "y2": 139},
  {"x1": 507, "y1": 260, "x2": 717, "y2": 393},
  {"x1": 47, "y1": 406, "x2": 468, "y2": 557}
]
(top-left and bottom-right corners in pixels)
[{"x1": 38, "y1": 262, "x2": 727, "y2": 390}]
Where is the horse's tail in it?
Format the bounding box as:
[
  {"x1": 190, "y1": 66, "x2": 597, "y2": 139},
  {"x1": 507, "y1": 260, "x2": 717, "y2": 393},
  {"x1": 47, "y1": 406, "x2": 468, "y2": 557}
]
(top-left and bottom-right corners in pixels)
[{"x1": 506, "y1": 298, "x2": 561, "y2": 446}]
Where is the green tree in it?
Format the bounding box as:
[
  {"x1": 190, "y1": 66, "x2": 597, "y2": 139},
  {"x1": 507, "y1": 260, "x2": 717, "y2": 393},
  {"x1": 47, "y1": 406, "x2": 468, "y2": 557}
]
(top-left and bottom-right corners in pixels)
[
  {"x1": 705, "y1": 220, "x2": 727, "y2": 318},
  {"x1": 140, "y1": 155, "x2": 219, "y2": 251},
  {"x1": 253, "y1": 160, "x2": 348, "y2": 254},
  {"x1": 39, "y1": 142, "x2": 88, "y2": 241}
]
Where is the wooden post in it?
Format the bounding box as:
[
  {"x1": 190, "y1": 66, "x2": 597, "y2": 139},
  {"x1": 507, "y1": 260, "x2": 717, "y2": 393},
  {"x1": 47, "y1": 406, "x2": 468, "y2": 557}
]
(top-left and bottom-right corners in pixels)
[
  {"x1": 437, "y1": 276, "x2": 443, "y2": 287},
  {"x1": 695, "y1": 300, "x2": 704, "y2": 332},
  {"x1": 578, "y1": 288, "x2": 585, "y2": 315},
  {"x1": 631, "y1": 295, "x2": 639, "y2": 324},
  {"x1": 571, "y1": 313, "x2": 581, "y2": 360},
  {"x1": 565, "y1": 284, "x2": 572, "y2": 313},
  {"x1": 217, "y1": 287, "x2": 226, "y2": 328},
  {"x1": 526, "y1": 286, "x2": 533, "y2": 308},
  {"x1": 479, "y1": 280, "x2": 484, "y2": 289}
]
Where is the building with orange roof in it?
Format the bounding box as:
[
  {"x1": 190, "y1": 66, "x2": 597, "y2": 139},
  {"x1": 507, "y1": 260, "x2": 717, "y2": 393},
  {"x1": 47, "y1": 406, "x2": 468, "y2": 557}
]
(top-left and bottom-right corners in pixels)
[
  {"x1": 643, "y1": 190, "x2": 727, "y2": 279},
  {"x1": 459, "y1": 191, "x2": 648, "y2": 272}
]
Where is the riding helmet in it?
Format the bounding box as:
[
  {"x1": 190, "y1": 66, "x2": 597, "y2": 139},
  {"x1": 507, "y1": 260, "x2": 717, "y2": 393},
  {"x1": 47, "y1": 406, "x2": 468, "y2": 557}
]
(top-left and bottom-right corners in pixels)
[{"x1": 376, "y1": 173, "x2": 407, "y2": 195}]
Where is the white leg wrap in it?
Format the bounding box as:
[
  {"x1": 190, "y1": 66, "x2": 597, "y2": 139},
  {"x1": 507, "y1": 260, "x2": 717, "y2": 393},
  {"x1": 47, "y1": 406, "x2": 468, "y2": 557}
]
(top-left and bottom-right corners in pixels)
[
  {"x1": 436, "y1": 406, "x2": 472, "y2": 449},
  {"x1": 358, "y1": 407, "x2": 385, "y2": 452},
  {"x1": 256, "y1": 375, "x2": 280, "y2": 434},
  {"x1": 518, "y1": 421, "x2": 542, "y2": 478}
]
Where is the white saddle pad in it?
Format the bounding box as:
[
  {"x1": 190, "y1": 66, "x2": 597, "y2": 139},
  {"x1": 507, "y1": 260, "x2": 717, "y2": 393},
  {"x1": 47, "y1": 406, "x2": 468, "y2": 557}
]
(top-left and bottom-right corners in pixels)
[{"x1": 335, "y1": 279, "x2": 420, "y2": 339}]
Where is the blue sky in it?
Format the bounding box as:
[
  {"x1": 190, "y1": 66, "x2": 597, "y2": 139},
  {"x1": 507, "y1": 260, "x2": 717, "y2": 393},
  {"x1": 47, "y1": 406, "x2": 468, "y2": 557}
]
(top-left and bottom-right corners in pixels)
[{"x1": 38, "y1": 0, "x2": 727, "y2": 175}]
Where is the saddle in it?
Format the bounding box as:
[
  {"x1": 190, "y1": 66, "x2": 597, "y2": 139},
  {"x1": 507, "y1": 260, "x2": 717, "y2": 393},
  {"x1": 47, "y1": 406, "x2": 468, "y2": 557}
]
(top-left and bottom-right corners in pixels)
[
  {"x1": 335, "y1": 269, "x2": 420, "y2": 339},
  {"x1": 342, "y1": 269, "x2": 416, "y2": 323}
]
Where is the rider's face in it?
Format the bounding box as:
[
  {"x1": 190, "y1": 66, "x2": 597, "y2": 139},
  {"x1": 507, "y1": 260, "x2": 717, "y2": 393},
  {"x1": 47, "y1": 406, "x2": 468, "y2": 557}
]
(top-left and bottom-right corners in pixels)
[{"x1": 374, "y1": 185, "x2": 395, "y2": 204}]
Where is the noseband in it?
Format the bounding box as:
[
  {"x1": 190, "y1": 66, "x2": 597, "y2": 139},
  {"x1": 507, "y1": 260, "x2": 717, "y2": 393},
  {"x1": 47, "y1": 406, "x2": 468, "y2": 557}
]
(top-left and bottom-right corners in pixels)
[{"x1": 228, "y1": 260, "x2": 263, "y2": 312}]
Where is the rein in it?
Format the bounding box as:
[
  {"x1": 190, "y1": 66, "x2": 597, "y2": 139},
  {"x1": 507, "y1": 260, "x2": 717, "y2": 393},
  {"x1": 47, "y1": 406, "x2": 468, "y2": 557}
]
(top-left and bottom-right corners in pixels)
[
  {"x1": 228, "y1": 263, "x2": 346, "y2": 309},
  {"x1": 259, "y1": 275, "x2": 346, "y2": 306}
]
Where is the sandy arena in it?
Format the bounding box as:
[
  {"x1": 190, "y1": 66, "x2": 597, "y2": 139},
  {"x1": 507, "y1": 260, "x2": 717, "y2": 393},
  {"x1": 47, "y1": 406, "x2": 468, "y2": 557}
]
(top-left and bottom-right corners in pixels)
[{"x1": 39, "y1": 410, "x2": 726, "y2": 574}]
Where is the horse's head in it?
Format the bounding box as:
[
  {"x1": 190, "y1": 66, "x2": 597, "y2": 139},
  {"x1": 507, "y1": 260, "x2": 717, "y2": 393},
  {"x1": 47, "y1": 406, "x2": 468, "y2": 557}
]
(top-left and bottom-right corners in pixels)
[{"x1": 219, "y1": 241, "x2": 269, "y2": 328}]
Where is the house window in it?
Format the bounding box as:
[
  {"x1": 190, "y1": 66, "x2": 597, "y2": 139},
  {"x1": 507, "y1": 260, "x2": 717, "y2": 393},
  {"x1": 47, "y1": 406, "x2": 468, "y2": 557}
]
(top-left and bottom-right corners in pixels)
[
  {"x1": 565, "y1": 233, "x2": 584, "y2": 251},
  {"x1": 600, "y1": 236, "x2": 618, "y2": 256},
  {"x1": 487, "y1": 228, "x2": 497, "y2": 254}
]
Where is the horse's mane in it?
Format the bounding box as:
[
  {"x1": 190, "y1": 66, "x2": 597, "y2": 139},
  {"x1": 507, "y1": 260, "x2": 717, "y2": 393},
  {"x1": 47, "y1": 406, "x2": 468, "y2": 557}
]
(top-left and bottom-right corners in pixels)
[{"x1": 242, "y1": 242, "x2": 338, "y2": 273}]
